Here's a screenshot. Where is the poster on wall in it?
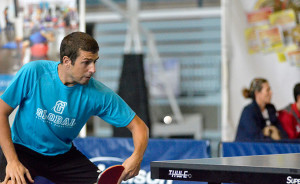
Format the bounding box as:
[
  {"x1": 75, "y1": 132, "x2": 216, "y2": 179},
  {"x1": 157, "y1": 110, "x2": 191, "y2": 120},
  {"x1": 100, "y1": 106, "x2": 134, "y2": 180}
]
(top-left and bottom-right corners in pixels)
[
  {"x1": 257, "y1": 26, "x2": 284, "y2": 53},
  {"x1": 247, "y1": 7, "x2": 273, "y2": 26},
  {"x1": 243, "y1": 0, "x2": 300, "y2": 67},
  {"x1": 244, "y1": 25, "x2": 268, "y2": 54},
  {"x1": 287, "y1": 50, "x2": 300, "y2": 66}
]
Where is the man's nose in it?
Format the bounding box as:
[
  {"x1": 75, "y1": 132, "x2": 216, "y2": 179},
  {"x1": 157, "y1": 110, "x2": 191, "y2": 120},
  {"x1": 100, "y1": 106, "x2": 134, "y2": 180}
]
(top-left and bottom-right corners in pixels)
[{"x1": 89, "y1": 63, "x2": 96, "y2": 74}]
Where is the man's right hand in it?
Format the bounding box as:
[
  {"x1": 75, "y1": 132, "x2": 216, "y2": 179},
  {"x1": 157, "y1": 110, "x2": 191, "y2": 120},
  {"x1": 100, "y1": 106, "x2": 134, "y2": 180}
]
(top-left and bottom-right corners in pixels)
[{"x1": 2, "y1": 160, "x2": 34, "y2": 184}]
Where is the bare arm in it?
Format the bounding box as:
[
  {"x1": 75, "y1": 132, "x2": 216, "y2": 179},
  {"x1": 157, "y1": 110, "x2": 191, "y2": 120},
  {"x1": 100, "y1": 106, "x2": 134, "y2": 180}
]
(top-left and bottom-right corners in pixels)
[
  {"x1": 0, "y1": 99, "x2": 33, "y2": 184},
  {"x1": 118, "y1": 115, "x2": 149, "y2": 183}
]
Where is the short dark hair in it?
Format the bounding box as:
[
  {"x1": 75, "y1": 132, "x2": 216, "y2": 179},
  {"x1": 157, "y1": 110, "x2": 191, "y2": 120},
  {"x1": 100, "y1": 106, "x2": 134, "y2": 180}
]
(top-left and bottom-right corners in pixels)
[
  {"x1": 294, "y1": 83, "x2": 300, "y2": 102},
  {"x1": 60, "y1": 32, "x2": 99, "y2": 64}
]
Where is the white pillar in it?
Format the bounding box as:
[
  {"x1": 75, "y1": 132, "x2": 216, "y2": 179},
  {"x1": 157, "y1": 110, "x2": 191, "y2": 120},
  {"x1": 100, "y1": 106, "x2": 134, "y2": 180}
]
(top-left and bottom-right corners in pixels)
[
  {"x1": 124, "y1": 0, "x2": 142, "y2": 54},
  {"x1": 79, "y1": 0, "x2": 86, "y2": 32},
  {"x1": 79, "y1": 0, "x2": 86, "y2": 137},
  {"x1": 221, "y1": 0, "x2": 232, "y2": 141}
]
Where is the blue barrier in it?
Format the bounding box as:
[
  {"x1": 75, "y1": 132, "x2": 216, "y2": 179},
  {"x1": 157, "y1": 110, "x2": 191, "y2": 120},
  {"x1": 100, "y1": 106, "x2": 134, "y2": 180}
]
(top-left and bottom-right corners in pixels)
[
  {"x1": 31, "y1": 138, "x2": 210, "y2": 183},
  {"x1": 222, "y1": 142, "x2": 300, "y2": 157},
  {"x1": 74, "y1": 137, "x2": 211, "y2": 184}
]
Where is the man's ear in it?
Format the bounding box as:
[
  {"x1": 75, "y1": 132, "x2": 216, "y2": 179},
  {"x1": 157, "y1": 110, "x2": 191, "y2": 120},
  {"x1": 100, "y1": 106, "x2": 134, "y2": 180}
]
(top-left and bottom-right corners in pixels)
[{"x1": 62, "y1": 56, "x2": 72, "y2": 66}]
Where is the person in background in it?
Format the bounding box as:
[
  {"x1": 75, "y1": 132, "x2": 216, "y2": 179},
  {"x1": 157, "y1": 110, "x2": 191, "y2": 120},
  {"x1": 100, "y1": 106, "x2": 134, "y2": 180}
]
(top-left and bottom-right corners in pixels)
[
  {"x1": 3, "y1": 7, "x2": 14, "y2": 40},
  {"x1": 21, "y1": 28, "x2": 55, "y2": 60},
  {"x1": 235, "y1": 78, "x2": 287, "y2": 142},
  {"x1": 4, "y1": 7, "x2": 13, "y2": 30},
  {"x1": 278, "y1": 83, "x2": 300, "y2": 139}
]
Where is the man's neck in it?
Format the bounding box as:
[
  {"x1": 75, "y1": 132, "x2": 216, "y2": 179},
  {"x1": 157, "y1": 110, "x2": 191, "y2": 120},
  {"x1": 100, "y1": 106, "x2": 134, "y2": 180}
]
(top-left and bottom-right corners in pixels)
[{"x1": 57, "y1": 63, "x2": 76, "y2": 87}]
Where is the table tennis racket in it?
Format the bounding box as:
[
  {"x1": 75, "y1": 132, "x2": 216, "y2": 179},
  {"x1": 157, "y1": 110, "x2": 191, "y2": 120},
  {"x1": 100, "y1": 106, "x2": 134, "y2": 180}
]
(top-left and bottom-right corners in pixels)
[{"x1": 97, "y1": 165, "x2": 125, "y2": 184}]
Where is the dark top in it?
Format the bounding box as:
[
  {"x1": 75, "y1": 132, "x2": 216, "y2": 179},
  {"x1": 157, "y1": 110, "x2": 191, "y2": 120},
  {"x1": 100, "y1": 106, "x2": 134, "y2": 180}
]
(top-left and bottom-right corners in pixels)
[{"x1": 235, "y1": 100, "x2": 287, "y2": 142}]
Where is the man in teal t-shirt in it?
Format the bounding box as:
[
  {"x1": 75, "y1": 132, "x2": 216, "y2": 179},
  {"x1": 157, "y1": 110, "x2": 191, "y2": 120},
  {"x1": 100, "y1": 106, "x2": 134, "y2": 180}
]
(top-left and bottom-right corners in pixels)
[{"x1": 0, "y1": 32, "x2": 149, "y2": 184}]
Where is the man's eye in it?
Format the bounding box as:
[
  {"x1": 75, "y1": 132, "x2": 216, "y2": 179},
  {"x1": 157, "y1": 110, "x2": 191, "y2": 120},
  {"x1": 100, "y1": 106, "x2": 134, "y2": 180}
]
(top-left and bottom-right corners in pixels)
[{"x1": 83, "y1": 61, "x2": 91, "y2": 64}]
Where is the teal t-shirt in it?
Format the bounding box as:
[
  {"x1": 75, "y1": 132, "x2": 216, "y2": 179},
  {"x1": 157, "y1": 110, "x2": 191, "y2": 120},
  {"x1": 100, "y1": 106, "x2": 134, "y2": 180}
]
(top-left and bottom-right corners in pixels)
[{"x1": 0, "y1": 60, "x2": 135, "y2": 156}]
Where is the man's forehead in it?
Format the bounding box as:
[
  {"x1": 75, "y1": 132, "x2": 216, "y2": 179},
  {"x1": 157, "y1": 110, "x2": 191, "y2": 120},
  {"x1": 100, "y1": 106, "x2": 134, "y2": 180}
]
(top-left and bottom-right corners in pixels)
[{"x1": 78, "y1": 49, "x2": 99, "y2": 59}]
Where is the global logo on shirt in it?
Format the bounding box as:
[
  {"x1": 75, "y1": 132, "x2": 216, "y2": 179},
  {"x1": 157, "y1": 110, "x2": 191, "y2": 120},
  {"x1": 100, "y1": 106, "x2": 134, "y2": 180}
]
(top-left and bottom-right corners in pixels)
[
  {"x1": 36, "y1": 100, "x2": 76, "y2": 128},
  {"x1": 52, "y1": 100, "x2": 67, "y2": 114}
]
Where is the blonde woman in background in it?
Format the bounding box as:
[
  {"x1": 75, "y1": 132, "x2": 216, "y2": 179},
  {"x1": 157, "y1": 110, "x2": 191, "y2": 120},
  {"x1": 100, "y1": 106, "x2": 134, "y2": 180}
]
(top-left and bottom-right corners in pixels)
[{"x1": 235, "y1": 78, "x2": 287, "y2": 142}]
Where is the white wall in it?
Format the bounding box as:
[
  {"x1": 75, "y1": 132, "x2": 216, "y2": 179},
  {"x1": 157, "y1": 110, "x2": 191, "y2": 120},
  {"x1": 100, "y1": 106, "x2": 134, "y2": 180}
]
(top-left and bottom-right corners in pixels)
[{"x1": 225, "y1": 0, "x2": 300, "y2": 141}]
